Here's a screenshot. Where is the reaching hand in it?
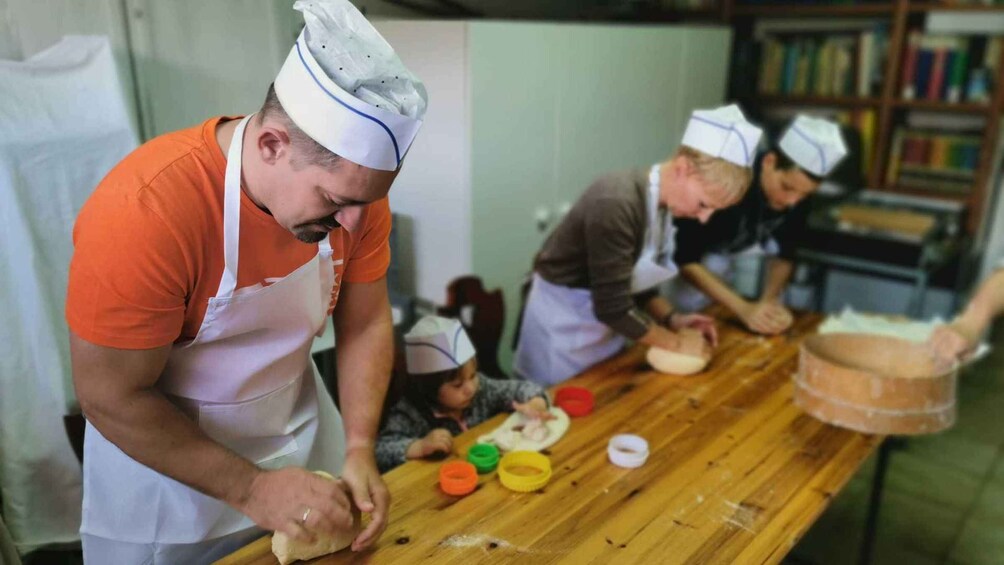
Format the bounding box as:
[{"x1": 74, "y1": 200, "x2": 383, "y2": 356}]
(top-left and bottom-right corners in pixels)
[
  {"x1": 512, "y1": 397, "x2": 556, "y2": 421},
  {"x1": 340, "y1": 447, "x2": 391, "y2": 552},
  {"x1": 739, "y1": 301, "x2": 793, "y2": 335},
  {"x1": 238, "y1": 466, "x2": 355, "y2": 544},
  {"x1": 668, "y1": 313, "x2": 719, "y2": 347},
  {"x1": 928, "y1": 318, "x2": 980, "y2": 366},
  {"x1": 408, "y1": 428, "x2": 454, "y2": 460}
]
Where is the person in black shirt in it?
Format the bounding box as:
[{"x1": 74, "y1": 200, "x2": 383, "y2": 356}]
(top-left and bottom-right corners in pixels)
[{"x1": 672, "y1": 115, "x2": 848, "y2": 335}]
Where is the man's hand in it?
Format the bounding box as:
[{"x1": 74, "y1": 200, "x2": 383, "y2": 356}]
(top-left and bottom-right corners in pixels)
[
  {"x1": 238, "y1": 467, "x2": 355, "y2": 543},
  {"x1": 406, "y1": 428, "x2": 454, "y2": 460},
  {"x1": 668, "y1": 313, "x2": 719, "y2": 347},
  {"x1": 341, "y1": 446, "x2": 390, "y2": 552},
  {"x1": 513, "y1": 397, "x2": 556, "y2": 421},
  {"x1": 738, "y1": 300, "x2": 793, "y2": 335}
]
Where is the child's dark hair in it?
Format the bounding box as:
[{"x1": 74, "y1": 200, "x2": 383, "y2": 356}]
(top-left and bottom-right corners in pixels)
[{"x1": 404, "y1": 367, "x2": 462, "y2": 411}]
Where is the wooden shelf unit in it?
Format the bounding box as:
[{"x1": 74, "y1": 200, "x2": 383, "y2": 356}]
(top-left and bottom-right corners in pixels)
[
  {"x1": 723, "y1": 0, "x2": 1004, "y2": 234},
  {"x1": 732, "y1": 3, "x2": 895, "y2": 16},
  {"x1": 908, "y1": 3, "x2": 1004, "y2": 12},
  {"x1": 892, "y1": 99, "x2": 994, "y2": 113},
  {"x1": 883, "y1": 184, "x2": 972, "y2": 202},
  {"x1": 756, "y1": 94, "x2": 884, "y2": 107}
]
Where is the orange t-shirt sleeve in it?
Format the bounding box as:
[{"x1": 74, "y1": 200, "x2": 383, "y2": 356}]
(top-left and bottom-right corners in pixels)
[
  {"x1": 342, "y1": 197, "x2": 392, "y2": 284},
  {"x1": 66, "y1": 187, "x2": 189, "y2": 350}
]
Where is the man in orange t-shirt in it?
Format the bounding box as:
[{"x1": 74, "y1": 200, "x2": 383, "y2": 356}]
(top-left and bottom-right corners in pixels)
[{"x1": 65, "y1": 1, "x2": 428, "y2": 562}]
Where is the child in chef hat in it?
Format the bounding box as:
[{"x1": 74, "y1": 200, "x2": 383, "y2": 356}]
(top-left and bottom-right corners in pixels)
[{"x1": 375, "y1": 315, "x2": 552, "y2": 472}]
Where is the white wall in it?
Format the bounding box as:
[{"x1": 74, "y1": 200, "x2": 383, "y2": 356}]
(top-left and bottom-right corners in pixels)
[
  {"x1": 376, "y1": 21, "x2": 473, "y2": 303},
  {"x1": 0, "y1": 0, "x2": 139, "y2": 134},
  {"x1": 125, "y1": 0, "x2": 297, "y2": 138}
]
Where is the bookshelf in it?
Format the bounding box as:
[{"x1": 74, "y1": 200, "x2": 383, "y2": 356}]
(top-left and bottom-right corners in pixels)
[{"x1": 720, "y1": 0, "x2": 1004, "y2": 234}]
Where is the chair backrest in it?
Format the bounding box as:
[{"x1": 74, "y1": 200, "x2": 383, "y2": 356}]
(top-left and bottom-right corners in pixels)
[{"x1": 436, "y1": 276, "x2": 506, "y2": 379}]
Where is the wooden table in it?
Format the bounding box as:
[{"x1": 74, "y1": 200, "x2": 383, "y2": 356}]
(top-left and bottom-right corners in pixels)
[{"x1": 218, "y1": 312, "x2": 881, "y2": 565}]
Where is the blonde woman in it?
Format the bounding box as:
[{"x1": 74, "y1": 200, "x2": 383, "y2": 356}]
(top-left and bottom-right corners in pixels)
[{"x1": 515, "y1": 105, "x2": 762, "y2": 386}]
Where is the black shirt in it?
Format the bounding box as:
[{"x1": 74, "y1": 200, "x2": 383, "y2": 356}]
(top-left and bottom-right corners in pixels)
[{"x1": 673, "y1": 152, "x2": 809, "y2": 266}]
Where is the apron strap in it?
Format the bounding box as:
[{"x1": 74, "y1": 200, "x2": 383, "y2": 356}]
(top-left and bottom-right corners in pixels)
[
  {"x1": 215, "y1": 113, "x2": 334, "y2": 299},
  {"x1": 647, "y1": 164, "x2": 665, "y2": 254},
  {"x1": 318, "y1": 233, "x2": 333, "y2": 254},
  {"x1": 215, "y1": 115, "x2": 254, "y2": 299}
]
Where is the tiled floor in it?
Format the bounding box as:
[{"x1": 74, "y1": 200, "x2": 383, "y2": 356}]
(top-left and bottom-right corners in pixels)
[{"x1": 790, "y1": 321, "x2": 1004, "y2": 565}]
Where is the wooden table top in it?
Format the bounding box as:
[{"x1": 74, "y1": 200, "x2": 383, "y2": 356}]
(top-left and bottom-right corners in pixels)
[{"x1": 217, "y1": 311, "x2": 881, "y2": 565}]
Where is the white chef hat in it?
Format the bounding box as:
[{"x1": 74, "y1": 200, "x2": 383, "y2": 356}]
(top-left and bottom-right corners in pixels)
[
  {"x1": 681, "y1": 104, "x2": 763, "y2": 168},
  {"x1": 778, "y1": 115, "x2": 848, "y2": 177},
  {"x1": 273, "y1": 0, "x2": 428, "y2": 171},
  {"x1": 405, "y1": 316, "x2": 476, "y2": 375}
]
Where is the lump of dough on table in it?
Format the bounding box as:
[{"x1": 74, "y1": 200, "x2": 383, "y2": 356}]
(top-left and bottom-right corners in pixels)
[
  {"x1": 646, "y1": 346, "x2": 707, "y2": 375},
  {"x1": 272, "y1": 471, "x2": 360, "y2": 565}
]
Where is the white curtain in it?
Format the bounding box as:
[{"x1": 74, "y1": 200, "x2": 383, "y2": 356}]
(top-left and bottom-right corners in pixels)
[{"x1": 0, "y1": 35, "x2": 136, "y2": 553}]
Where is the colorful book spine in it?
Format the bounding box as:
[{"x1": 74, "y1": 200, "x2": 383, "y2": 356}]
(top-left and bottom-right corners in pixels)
[
  {"x1": 945, "y1": 42, "x2": 967, "y2": 103},
  {"x1": 927, "y1": 47, "x2": 948, "y2": 101},
  {"x1": 887, "y1": 128, "x2": 982, "y2": 192},
  {"x1": 900, "y1": 30, "x2": 922, "y2": 100},
  {"x1": 857, "y1": 31, "x2": 874, "y2": 98},
  {"x1": 914, "y1": 48, "x2": 934, "y2": 101}
]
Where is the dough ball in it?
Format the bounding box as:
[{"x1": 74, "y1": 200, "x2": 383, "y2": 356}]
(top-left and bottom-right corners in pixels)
[
  {"x1": 271, "y1": 470, "x2": 360, "y2": 565},
  {"x1": 646, "y1": 346, "x2": 707, "y2": 375}
]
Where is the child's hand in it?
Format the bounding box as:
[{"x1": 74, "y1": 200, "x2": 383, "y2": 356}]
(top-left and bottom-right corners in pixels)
[
  {"x1": 406, "y1": 428, "x2": 454, "y2": 460},
  {"x1": 512, "y1": 397, "x2": 555, "y2": 421}
]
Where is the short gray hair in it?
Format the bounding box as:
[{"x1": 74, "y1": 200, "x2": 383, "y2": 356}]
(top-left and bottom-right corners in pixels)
[{"x1": 259, "y1": 83, "x2": 342, "y2": 171}]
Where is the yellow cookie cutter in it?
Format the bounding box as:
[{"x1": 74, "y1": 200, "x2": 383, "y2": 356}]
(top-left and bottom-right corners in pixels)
[{"x1": 498, "y1": 451, "x2": 552, "y2": 493}]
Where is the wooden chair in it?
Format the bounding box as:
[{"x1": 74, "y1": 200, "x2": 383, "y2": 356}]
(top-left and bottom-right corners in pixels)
[{"x1": 436, "y1": 276, "x2": 507, "y2": 379}]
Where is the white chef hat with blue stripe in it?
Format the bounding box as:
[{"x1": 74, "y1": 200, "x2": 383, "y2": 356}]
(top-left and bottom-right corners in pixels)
[
  {"x1": 681, "y1": 104, "x2": 763, "y2": 168},
  {"x1": 405, "y1": 316, "x2": 476, "y2": 375},
  {"x1": 779, "y1": 115, "x2": 848, "y2": 177},
  {"x1": 273, "y1": 0, "x2": 428, "y2": 171}
]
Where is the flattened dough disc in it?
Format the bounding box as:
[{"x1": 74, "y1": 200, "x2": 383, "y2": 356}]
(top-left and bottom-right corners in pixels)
[{"x1": 477, "y1": 407, "x2": 570, "y2": 452}]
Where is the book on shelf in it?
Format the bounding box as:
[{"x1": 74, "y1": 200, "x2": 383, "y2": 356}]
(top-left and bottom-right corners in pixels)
[
  {"x1": 885, "y1": 127, "x2": 981, "y2": 194},
  {"x1": 756, "y1": 26, "x2": 888, "y2": 98},
  {"x1": 921, "y1": 0, "x2": 1004, "y2": 6},
  {"x1": 835, "y1": 109, "x2": 876, "y2": 175},
  {"x1": 900, "y1": 31, "x2": 1001, "y2": 104}
]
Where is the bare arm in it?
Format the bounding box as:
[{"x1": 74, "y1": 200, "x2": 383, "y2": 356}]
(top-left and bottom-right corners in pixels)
[
  {"x1": 958, "y1": 268, "x2": 1004, "y2": 328},
  {"x1": 680, "y1": 263, "x2": 749, "y2": 315},
  {"x1": 69, "y1": 334, "x2": 352, "y2": 541},
  {"x1": 70, "y1": 337, "x2": 257, "y2": 504},
  {"x1": 930, "y1": 268, "x2": 1004, "y2": 362},
  {"x1": 332, "y1": 277, "x2": 394, "y2": 550},
  {"x1": 760, "y1": 258, "x2": 795, "y2": 302},
  {"x1": 680, "y1": 262, "x2": 792, "y2": 335},
  {"x1": 642, "y1": 294, "x2": 718, "y2": 349},
  {"x1": 642, "y1": 294, "x2": 674, "y2": 323}
]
